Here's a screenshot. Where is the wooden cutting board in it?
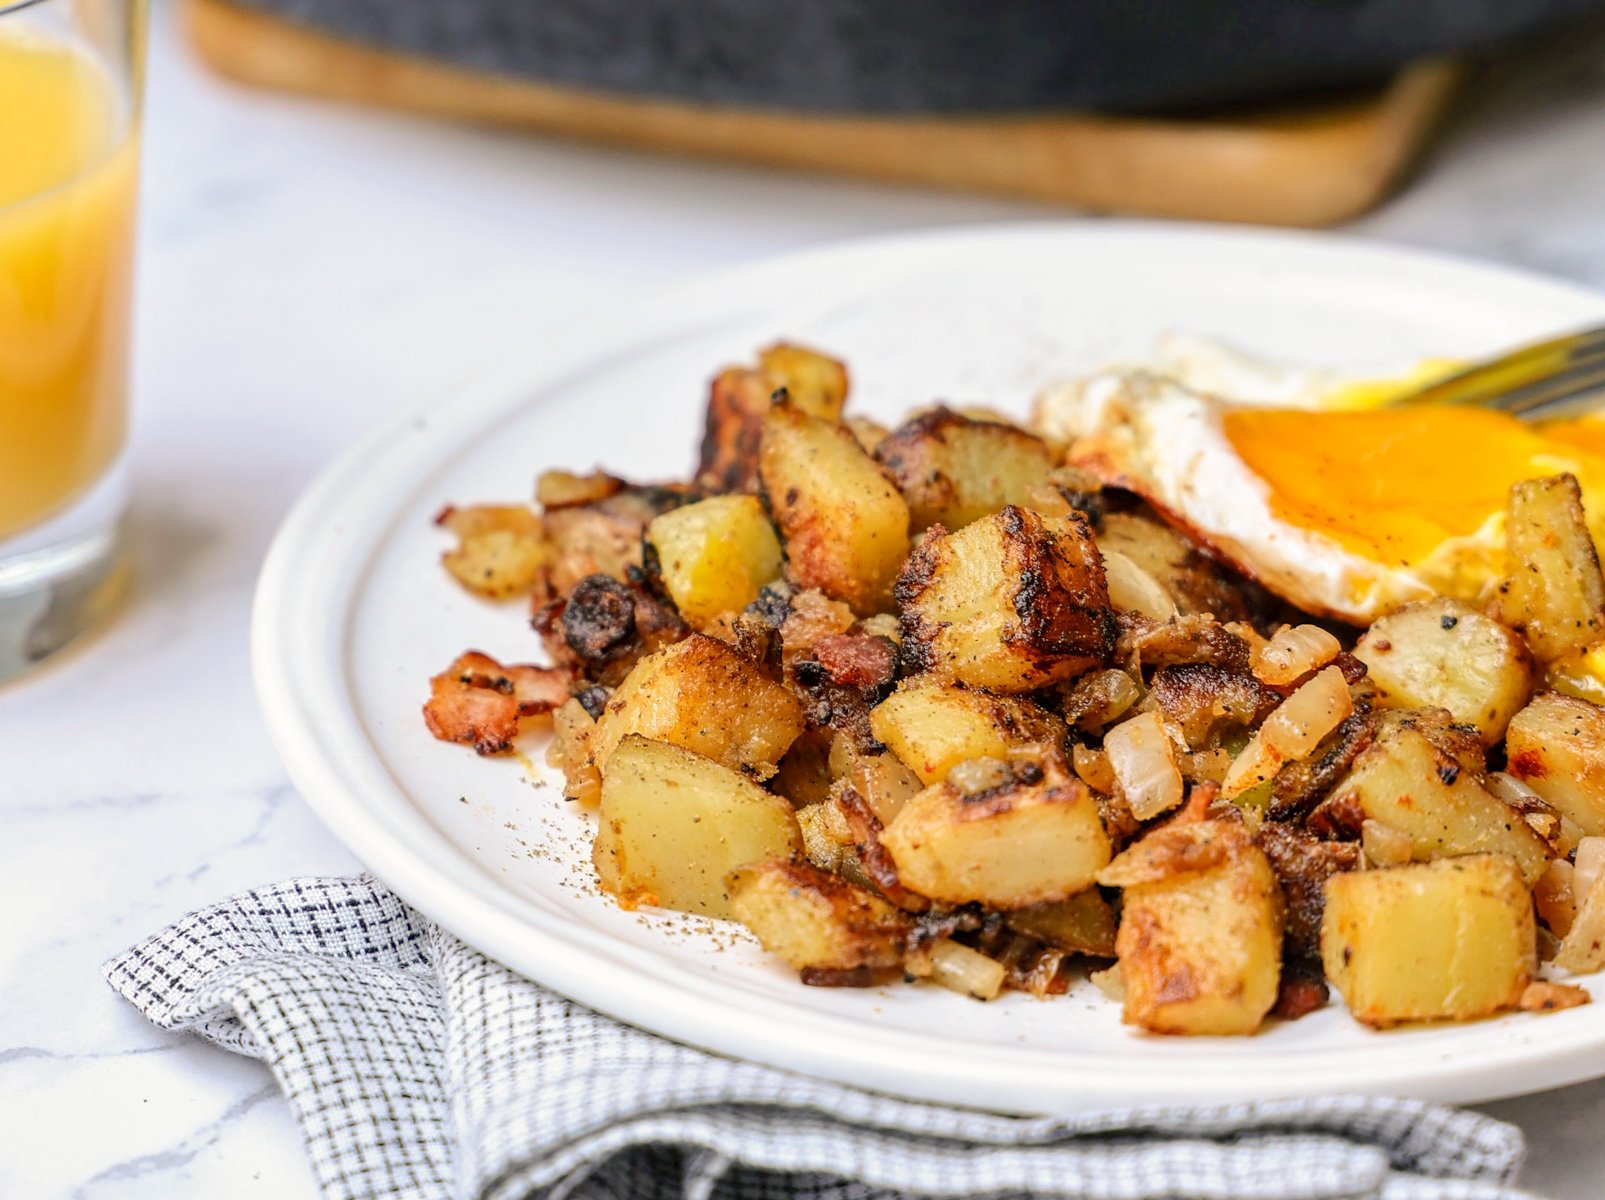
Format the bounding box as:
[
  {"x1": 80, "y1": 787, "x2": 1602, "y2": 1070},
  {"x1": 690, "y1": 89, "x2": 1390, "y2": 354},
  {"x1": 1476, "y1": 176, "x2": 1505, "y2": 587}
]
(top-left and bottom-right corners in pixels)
[{"x1": 183, "y1": 0, "x2": 1459, "y2": 227}]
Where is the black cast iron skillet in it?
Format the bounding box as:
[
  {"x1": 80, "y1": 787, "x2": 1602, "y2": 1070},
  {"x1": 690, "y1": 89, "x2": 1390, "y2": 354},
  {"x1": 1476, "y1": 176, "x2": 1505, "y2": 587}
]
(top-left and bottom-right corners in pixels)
[{"x1": 232, "y1": 0, "x2": 1605, "y2": 114}]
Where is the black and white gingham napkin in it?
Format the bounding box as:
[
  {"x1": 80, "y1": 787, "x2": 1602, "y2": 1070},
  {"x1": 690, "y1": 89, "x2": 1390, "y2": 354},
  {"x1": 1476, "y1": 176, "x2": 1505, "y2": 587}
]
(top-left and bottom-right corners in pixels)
[{"x1": 104, "y1": 875, "x2": 1540, "y2": 1200}]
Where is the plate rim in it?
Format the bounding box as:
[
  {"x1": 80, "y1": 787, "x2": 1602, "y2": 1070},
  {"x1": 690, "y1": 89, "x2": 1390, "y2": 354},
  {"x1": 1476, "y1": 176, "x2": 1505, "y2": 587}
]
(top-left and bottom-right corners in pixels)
[{"x1": 252, "y1": 219, "x2": 1605, "y2": 1112}]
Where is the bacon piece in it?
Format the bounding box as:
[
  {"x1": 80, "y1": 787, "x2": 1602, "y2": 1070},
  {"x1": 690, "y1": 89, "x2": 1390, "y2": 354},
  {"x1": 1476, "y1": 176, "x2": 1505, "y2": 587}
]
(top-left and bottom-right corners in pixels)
[
  {"x1": 423, "y1": 651, "x2": 571, "y2": 755},
  {"x1": 812, "y1": 633, "x2": 898, "y2": 690}
]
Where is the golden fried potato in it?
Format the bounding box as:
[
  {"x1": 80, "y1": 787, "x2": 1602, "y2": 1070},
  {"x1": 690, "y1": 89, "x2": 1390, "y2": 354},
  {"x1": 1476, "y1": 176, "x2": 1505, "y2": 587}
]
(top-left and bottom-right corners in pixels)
[
  {"x1": 1490, "y1": 474, "x2": 1605, "y2": 663},
  {"x1": 1505, "y1": 692, "x2": 1605, "y2": 837},
  {"x1": 594, "y1": 736, "x2": 802, "y2": 918},
  {"x1": 728, "y1": 857, "x2": 909, "y2": 975},
  {"x1": 897, "y1": 506, "x2": 1113, "y2": 692},
  {"x1": 759, "y1": 398, "x2": 910, "y2": 615},
  {"x1": 436, "y1": 504, "x2": 550, "y2": 600},
  {"x1": 874, "y1": 408, "x2": 1054, "y2": 532},
  {"x1": 590, "y1": 634, "x2": 805, "y2": 779},
  {"x1": 868, "y1": 681, "x2": 1066, "y2": 785},
  {"x1": 1098, "y1": 821, "x2": 1283, "y2": 1036},
  {"x1": 1322, "y1": 855, "x2": 1535, "y2": 1027},
  {"x1": 759, "y1": 342, "x2": 849, "y2": 419},
  {"x1": 647, "y1": 495, "x2": 783, "y2": 629},
  {"x1": 1354, "y1": 598, "x2": 1534, "y2": 746},
  {"x1": 1325, "y1": 719, "x2": 1552, "y2": 884},
  {"x1": 881, "y1": 765, "x2": 1110, "y2": 909},
  {"x1": 697, "y1": 343, "x2": 848, "y2": 493}
]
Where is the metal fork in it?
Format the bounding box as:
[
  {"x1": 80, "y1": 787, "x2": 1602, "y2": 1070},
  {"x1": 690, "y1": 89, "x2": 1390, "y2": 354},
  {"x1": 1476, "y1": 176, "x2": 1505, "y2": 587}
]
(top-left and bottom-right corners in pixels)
[{"x1": 1386, "y1": 324, "x2": 1605, "y2": 420}]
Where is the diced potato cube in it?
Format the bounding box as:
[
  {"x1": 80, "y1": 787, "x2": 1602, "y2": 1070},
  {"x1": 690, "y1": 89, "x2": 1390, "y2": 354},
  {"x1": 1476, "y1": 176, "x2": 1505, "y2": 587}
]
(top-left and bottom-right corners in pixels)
[
  {"x1": 898, "y1": 506, "x2": 1114, "y2": 692},
  {"x1": 868, "y1": 681, "x2": 1065, "y2": 785},
  {"x1": 760, "y1": 399, "x2": 910, "y2": 615},
  {"x1": 647, "y1": 495, "x2": 783, "y2": 629},
  {"x1": 1490, "y1": 474, "x2": 1605, "y2": 663},
  {"x1": 1321, "y1": 855, "x2": 1535, "y2": 1027},
  {"x1": 874, "y1": 408, "x2": 1054, "y2": 532},
  {"x1": 591, "y1": 634, "x2": 804, "y2": 778},
  {"x1": 1327, "y1": 722, "x2": 1552, "y2": 884},
  {"x1": 727, "y1": 857, "x2": 908, "y2": 973},
  {"x1": 1097, "y1": 821, "x2": 1283, "y2": 1036},
  {"x1": 436, "y1": 504, "x2": 550, "y2": 600},
  {"x1": 594, "y1": 736, "x2": 802, "y2": 918},
  {"x1": 697, "y1": 344, "x2": 848, "y2": 493},
  {"x1": 1353, "y1": 598, "x2": 1534, "y2": 745},
  {"x1": 882, "y1": 767, "x2": 1110, "y2": 909},
  {"x1": 758, "y1": 342, "x2": 849, "y2": 420},
  {"x1": 1505, "y1": 692, "x2": 1605, "y2": 838}
]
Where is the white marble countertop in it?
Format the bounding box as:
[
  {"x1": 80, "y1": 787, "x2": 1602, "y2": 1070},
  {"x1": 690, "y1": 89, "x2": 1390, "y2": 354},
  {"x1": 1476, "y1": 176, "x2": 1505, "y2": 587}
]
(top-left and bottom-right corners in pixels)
[{"x1": 7, "y1": 2, "x2": 1605, "y2": 1195}]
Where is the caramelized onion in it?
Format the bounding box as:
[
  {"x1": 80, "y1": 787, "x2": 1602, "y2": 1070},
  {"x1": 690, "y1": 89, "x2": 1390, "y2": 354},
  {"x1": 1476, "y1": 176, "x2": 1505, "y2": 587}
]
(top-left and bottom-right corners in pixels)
[
  {"x1": 1104, "y1": 710, "x2": 1184, "y2": 821},
  {"x1": 1252, "y1": 623, "x2": 1341, "y2": 686}
]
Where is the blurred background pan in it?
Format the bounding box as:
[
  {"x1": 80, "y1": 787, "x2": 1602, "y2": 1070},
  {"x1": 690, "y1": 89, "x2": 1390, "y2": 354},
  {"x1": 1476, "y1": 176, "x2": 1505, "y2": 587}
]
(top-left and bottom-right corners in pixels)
[{"x1": 185, "y1": 0, "x2": 1605, "y2": 224}]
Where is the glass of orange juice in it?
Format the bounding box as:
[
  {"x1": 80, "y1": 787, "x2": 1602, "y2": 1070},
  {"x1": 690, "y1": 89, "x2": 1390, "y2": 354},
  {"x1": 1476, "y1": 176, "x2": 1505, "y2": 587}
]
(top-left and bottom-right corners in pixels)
[{"x1": 0, "y1": 0, "x2": 144, "y2": 681}]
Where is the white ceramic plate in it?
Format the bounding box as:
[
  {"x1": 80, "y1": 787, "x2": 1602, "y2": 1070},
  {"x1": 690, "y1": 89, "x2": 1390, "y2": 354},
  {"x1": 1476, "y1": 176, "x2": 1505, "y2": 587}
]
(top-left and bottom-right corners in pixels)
[{"x1": 254, "y1": 222, "x2": 1605, "y2": 1113}]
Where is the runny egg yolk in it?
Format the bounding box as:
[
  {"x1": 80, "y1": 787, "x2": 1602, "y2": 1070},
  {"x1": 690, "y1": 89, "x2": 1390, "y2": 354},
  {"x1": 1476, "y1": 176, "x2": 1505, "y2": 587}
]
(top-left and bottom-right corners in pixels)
[{"x1": 1221, "y1": 406, "x2": 1605, "y2": 597}]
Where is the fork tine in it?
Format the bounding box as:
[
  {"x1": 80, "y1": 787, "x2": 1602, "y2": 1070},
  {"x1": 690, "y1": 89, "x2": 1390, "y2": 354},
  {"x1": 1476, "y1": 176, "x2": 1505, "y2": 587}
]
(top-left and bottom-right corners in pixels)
[
  {"x1": 1391, "y1": 324, "x2": 1605, "y2": 411},
  {"x1": 1496, "y1": 359, "x2": 1605, "y2": 419}
]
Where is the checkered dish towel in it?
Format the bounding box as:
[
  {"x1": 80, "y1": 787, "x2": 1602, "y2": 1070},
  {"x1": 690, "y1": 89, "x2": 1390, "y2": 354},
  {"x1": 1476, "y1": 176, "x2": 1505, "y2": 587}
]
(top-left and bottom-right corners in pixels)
[{"x1": 104, "y1": 875, "x2": 1538, "y2": 1200}]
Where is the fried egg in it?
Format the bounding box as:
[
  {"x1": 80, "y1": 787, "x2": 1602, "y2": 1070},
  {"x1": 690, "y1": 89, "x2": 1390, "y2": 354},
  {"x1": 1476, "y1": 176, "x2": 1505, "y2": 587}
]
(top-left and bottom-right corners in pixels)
[{"x1": 1035, "y1": 366, "x2": 1605, "y2": 625}]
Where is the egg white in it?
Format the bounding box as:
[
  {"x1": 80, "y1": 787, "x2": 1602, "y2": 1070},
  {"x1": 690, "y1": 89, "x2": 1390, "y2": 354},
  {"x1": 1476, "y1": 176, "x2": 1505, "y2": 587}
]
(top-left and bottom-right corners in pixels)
[{"x1": 1034, "y1": 370, "x2": 1503, "y2": 625}]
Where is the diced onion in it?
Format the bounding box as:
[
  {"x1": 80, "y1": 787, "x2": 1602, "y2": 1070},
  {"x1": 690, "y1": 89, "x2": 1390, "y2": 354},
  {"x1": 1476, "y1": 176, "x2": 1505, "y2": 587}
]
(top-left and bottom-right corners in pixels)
[
  {"x1": 1535, "y1": 859, "x2": 1578, "y2": 939},
  {"x1": 1252, "y1": 623, "x2": 1341, "y2": 686},
  {"x1": 1104, "y1": 710, "x2": 1184, "y2": 820},
  {"x1": 1072, "y1": 744, "x2": 1117, "y2": 793},
  {"x1": 1101, "y1": 549, "x2": 1178, "y2": 623},
  {"x1": 1576, "y1": 837, "x2": 1605, "y2": 904},
  {"x1": 946, "y1": 757, "x2": 1013, "y2": 796},
  {"x1": 1556, "y1": 851, "x2": 1605, "y2": 974},
  {"x1": 928, "y1": 939, "x2": 1005, "y2": 1001},
  {"x1": 1089, "y1": 963, "x2": 1125, "y2": 1002},
  {"x1": 1223, "y1": 666, "x2": 1352, "y2": 799}
]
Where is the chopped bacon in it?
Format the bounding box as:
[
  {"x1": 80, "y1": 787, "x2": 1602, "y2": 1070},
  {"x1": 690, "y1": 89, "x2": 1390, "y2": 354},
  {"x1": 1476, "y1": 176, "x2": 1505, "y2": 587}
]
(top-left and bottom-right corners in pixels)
[
  {"x1": 812, "y1": 633, "x2": 897, "y2": 690},
  {"x1": 423, "y1": 651, "x2": 572, "y2": 755}
]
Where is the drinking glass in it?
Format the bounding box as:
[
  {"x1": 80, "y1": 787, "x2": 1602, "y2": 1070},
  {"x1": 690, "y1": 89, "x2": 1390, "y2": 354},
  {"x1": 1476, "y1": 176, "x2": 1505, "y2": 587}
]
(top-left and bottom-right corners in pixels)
[{"x1": 0, "y1": 0, "x2": 144, "y2": 681}]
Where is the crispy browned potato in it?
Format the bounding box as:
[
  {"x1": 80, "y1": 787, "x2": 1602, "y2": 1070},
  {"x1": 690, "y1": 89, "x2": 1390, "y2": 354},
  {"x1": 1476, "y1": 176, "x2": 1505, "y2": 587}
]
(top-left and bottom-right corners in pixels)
[
  {"x1": 422, "y1": 651, "x2": 571, "y2": 755},
  {"x1": 697, "y1": 344, "x2": 848, "y2": 492},
  {"x1": 898, "y1": 506, "x2": 1114, "y2": 691},
  {"x1": 728, "y1": 857, "x2": 909, "y2": 977},
  {"x1": 1490, "y1": 474, "x2": 1605, "y2": 663},
  {"x1": 760, "y1": 397, "x2": 910, "y2": 615},
  {"x1": 1321, "y1": 855, "x2": 1535, "y2": 1027},
  {"x1": 1354, "y1": 598, "x2": 1534, "y2": 746},
  {"x1": 436, "y1": 504, "x2": 550, "y2": 600},
  {"x1": 881, "y1": 761, "x2": 1110, "y2": 909},
  {"x1": 647, "y1": 495, "x2": 783, "y2": 629},
  {"x1": 874, "y1": 407, "x2": 1054, "y2": 532},
  {"x1": 593, "y1": 736, "x2": 802, "y2": 918},
  {"x1": 589, "y1": 633, "x2": 805, "y2": 779},
  {"x1": 1322, "y1": 717, "x2": 1552, "y2": 884},
  {"x1": 759, "y1": 343, "x2": 849, "y2": 418},
  {"x1": 868, "y1": 681, "x2": 1066, "y2": 785},
  {"x1": 1098, "y1": 821, "x2": 1283, "y2": 1036},
  {"x1": 1505, "y1": 691, "x2": 1605, "y2": 837}
]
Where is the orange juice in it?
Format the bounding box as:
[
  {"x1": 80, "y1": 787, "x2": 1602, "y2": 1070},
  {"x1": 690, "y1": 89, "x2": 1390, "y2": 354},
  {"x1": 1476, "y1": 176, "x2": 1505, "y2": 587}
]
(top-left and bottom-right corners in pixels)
[{"x1": 0, "y1": 29, "x2": 138, "y2": 541}]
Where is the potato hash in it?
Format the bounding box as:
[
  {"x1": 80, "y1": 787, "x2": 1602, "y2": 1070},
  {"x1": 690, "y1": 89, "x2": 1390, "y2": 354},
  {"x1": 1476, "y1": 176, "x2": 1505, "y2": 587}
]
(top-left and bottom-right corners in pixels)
[{"x1": 422, "y1": 342, "x2": 1605, "y2": 1035}]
